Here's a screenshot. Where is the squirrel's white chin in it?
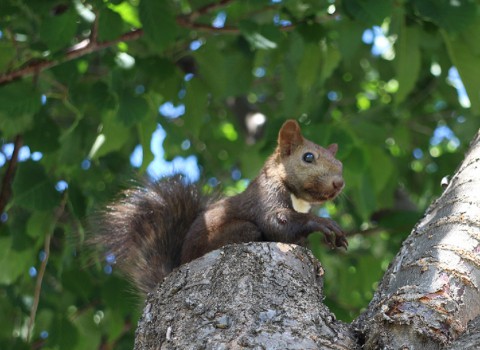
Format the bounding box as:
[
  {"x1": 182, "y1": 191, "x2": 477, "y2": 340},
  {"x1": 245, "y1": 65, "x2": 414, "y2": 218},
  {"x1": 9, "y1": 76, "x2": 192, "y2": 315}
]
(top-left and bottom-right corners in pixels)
[{"x1": 290, "y1": 194, "x2": 312, "y2": 213}]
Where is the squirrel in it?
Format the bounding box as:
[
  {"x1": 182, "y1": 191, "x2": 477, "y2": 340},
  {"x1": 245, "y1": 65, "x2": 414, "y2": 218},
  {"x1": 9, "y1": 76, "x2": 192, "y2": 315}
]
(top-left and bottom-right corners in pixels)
[{"x1": 93, "y1": 120, "x2": 347, "y2": 294}]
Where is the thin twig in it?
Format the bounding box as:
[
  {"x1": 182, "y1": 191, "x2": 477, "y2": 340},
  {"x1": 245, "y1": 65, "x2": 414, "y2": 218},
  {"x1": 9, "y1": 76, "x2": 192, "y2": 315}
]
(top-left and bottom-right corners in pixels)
[
  {"x1": 0, "y1": 29, "x2": 144, "y2": 86},
  {"x1": 188, "y1": 0, "x2": 235, "y2": 21},
  {"x1": 0, "y1": 135, "x2": 23, "y2": 215},
  {"x1": 91, "y1": 10, "x2": 99, "y2": 44},
  {"x1": 27, "y1": 234, "x2": 51, "y2": 342},
  {"x1": 176, "y1": 17, "x2": 296, "y2": 33},
  {"x1": 176, "y1": 17, "x2": 238, "y2": 33},
  {"x1": 26, "y1": 195, "x2": 67, "y2": 342}
]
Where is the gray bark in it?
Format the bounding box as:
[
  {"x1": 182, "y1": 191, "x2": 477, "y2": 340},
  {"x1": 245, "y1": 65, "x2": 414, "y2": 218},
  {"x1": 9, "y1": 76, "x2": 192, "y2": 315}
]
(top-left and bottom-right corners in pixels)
[
  {"x1": 134, "y1": 131, "x2": 480, "y2": 349},
  {"x1": 445, "y1": 316, "x2": 480, "y2": 349},
  {"x1": 134, "y1": 243, "x2": 357, "y2": 349}
]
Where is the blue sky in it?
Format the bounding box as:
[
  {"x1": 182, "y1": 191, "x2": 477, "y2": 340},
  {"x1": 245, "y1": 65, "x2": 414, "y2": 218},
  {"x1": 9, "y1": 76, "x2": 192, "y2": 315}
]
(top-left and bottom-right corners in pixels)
[{"x1": 130, "y1": 123, "x2": 200, "y2": 181}]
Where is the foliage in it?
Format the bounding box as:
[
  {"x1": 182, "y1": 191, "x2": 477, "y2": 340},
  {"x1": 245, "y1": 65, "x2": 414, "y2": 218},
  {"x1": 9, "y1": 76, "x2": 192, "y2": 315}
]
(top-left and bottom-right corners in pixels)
[{"x1": 0, "y1": 0, "x2": 479, "y2": 348}]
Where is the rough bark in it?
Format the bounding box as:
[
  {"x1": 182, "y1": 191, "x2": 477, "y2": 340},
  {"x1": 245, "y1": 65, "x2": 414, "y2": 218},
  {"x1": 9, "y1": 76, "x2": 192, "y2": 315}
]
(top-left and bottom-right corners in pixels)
[
  {"x1": 134, "y1": 130, "x2": 480, "y2": 349},
  {"x1": 446, "y1": 316, "x2": 480, "y2": 349},
  {"x1": 354, "y1": 130, "x2": 480, "y2": 349},
  {"x1": 134, "y1": 243, "x2": 357, "y2": 349}
]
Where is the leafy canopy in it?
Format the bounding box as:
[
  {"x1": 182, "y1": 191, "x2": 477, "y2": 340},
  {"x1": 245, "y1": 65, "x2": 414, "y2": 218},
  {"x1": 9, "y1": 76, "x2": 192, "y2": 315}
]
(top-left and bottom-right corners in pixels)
[{"x1": 0, "y1": 0, "x2": 479, "y2": 348}]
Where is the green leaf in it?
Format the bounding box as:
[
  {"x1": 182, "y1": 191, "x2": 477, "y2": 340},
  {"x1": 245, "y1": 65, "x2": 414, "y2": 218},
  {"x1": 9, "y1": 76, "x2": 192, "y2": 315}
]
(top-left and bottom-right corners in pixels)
[
  {"x1": 393, "y1": 123, "x2": 413, "y2": 150},
  {"x1": 57, "y1": 122, "x2": 89, "y2": 168},
  {"x1": 92, "y1": 111, "x2": 131, "y2": 159},
  {"x1": 356, "y1": 171, "x2": 377, "y2": 220},
  {"x1": 195, "y1": 42, "x2": 253, "y2": 97},
  {"x1": 98, "y1": 8, "x2": 125, "y2": 41},
  {"x1": 62, "y1": 268, "x2": 94, "y2": 301},
  {"x1": 351, "y1": 121, "x2": 387, "y2": 145},
  {"x1": 375, "y1": 210, "x2": 421, "y2": 233},
  {"x1": 12, "y1": 162, "x2": 61, "y2": 211},
  {"x1": 139, "y1": 0, "x2": 177, "y2": 52},
  {"x1": 0, "y1": 81, "x2": 41, "y2": 137},
  {"x1": 40, "y1": 9, "x2": 78, "y2": 52},
  {"x1": 0, "y1": 237, "x2": 33, "y2": 285},
  {"x1": 116, "y1": 92, "x2": 148, "y2": 126},
  {"x1": 319, "y1": 43, "x2": 341, "y2": 85},
  {"x1": 78, "y1": 81, "x2": 118, "y2": 112},
  {"x1": 413, "y1": 0, "x2": 477, "y2": 33},
  {"x1": 184, "y1": 78, "x2": 209, "y2": 132},
  {"x1": 67, "y1": 183, "x2": 87, "y2": 219},
  {"x1": 343, "y1": 147, "x2": 367, "y2": 190},
  {"x1": 457, "y1": 18, "x2": 480, "y2": 57},
  {"x1": 109, "y1": 1, "x2": 141, "y2": 27},
  {"x1": 137, "y1": 117, "x2": 157, "y2": 173},
  {"x1": 239, "y1": 21, "x2": 279, "y2": 50},
  {"x1": 279, "y1": 38, "x2": 303, "y2": 116},
  {"x1": 367, "y1": 147, "x2": 394, "y2": 195},
  {"x1": 35, "y1": 310, "x2": 54, "y2": 341},
  {"x1": 103, "y1": 309, "x2": 128, "y2": 343},
  {"x1": 395, "y1": 24, "x2": 421, "y2": 104},
  {"x1": 101, "y1": 275, "x2": 135, "y2": 316},
  {"x1": 295, "y1": 39, "x2": 341, "y2": 93},
  {"x1": 24, "y1": 109, "x2": 61, "y2": 153},
  {"x1": 297, "y1": 22, "x2": 324, "y2": 43},
  {"x1": 70, "y1": 308, "x2": 102, "y2": 349},
  {"x1": 443, "y1": 26, "x2": 480, "y2": 114},
  {"x1": 0, "y1": 81, "x2": 42, "y2": 115},
  {"x1": 343, "y1": 0, "x2": 393, "y2": 26},
  {"x1": 0, "y1": 41, "x2": 15, "y2": 73},
  {"x1": 49, "y1": 316, "x2": 79, "y2": 349},
  {"x1": 26, "y1": 211, "x2": 54, "y2": 238},
  {"x1": 336, "y1": 19, "x2": 365, "y2": 65},
  {"x1": 297, "y1": 43, "x2": 322, "y2": 93},
  {"x1": 144, "y1": 58, "x2": 182, "y2": 101}
]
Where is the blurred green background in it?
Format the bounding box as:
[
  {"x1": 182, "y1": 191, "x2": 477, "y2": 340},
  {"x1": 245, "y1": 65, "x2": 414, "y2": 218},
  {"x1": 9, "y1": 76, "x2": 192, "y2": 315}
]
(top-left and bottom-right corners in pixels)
[{"x1": 1, "y1": 0, "x2": 479, "y2": 348}]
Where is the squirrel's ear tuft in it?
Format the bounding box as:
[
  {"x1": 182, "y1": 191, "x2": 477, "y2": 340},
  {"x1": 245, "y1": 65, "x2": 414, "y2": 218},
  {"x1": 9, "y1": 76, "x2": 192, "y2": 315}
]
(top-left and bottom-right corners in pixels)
[
  {"x1": 278, "y1": 119, "x2": 303, "y2": 157},
  {"x1": 327, "y1": 143, "x2": 338, "y2": 156}
]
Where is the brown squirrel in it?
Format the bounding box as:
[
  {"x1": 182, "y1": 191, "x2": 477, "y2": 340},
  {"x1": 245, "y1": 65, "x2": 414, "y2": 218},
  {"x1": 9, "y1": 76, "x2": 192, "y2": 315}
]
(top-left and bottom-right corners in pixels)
[{"x1": 94, "y1": 120, "x2": 347, "y2": 294}]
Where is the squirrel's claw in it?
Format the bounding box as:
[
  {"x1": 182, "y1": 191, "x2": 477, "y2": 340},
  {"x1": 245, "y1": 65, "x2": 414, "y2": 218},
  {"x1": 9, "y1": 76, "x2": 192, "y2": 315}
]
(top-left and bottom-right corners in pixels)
[
  {"x1": 318, "y1": 218, "x2": 347, "y2": 250},
  {"x1": 323, "y1": 233, "x2": 336, "y2": 249},
  {"x1": 336, "y1": 235, "x2": 348, "y2": 250}
]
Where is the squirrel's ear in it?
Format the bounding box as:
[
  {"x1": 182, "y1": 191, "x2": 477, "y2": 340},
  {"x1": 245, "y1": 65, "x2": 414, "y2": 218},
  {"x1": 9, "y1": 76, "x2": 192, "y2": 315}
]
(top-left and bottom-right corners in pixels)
[
  {"x1": 327, "y1": 143, "x2": 338, "y2": 156},
  {"x1": 278, "y1": 120, "x2": 303, "y2": 157}
]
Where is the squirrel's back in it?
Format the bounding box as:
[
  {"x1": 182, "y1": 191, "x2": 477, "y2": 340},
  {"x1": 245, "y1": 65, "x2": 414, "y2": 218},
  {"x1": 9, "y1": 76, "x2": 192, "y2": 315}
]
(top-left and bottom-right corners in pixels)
[{"x1": 93, "y1": 176, "x2": 207, "y2": 294}]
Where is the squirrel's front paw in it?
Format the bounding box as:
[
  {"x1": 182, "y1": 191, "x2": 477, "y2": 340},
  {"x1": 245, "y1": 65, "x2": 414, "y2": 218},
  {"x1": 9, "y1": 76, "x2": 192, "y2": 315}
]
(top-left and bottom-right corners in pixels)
[{"x1": 317, "y1": 218, "x2": 348, "y2": 250}]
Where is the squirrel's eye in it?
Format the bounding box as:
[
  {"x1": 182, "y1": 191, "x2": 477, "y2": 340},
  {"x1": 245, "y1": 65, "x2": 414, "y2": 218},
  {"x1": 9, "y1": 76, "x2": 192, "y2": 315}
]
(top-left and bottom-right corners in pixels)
[{"x1": 303, "y1": 152, "x2": 315, "y2": 163}]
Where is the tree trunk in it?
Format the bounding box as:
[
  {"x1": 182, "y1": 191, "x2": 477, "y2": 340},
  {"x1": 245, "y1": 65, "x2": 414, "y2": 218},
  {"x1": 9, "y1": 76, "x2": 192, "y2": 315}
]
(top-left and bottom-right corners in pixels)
[
  {"x1": 134, "y1": 130, "x2": 480, "y2": 349},
  {"x1": 355, "y1": 130, "x2": 480, "y2": 349},
  {"x1": 134, "y1": 243, "x2": 357, "y2": 349}
]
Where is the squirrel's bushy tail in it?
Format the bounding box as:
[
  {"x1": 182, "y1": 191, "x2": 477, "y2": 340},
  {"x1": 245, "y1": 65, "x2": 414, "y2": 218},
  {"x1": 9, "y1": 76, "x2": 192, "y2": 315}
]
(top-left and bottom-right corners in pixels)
[{"x1": 93, "y1": 176, "x2": 206, "y2": 294}]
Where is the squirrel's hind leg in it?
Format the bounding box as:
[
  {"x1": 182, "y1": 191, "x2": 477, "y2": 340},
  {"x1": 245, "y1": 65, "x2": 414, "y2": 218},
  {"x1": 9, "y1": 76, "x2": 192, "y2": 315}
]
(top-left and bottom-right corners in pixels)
[{"x1": 181, "y1": 220, "x2": 263, "y2": 263}]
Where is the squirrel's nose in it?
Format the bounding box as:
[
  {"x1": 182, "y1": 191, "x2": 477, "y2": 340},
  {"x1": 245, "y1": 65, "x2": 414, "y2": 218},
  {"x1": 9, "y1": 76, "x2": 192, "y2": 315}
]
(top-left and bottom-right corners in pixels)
[{"x1": 332, "y1": 177, "x2": 344, "y2": 190}]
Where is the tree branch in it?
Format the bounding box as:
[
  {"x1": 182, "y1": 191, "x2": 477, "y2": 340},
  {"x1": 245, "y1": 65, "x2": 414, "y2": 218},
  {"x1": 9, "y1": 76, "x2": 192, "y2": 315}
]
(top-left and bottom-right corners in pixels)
[
  {"x1": 135, "y1": 243, "x2": 358, "y2": 349},
  {"x1": 0, "y1": 29, "x2": 144, "y2": 86}
]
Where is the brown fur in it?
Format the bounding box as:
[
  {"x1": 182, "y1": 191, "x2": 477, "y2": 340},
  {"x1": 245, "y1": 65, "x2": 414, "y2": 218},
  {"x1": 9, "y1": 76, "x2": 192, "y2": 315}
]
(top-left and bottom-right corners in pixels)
[{"x1": 94, "y1": 120, "x2": 347, "y2": 295}]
